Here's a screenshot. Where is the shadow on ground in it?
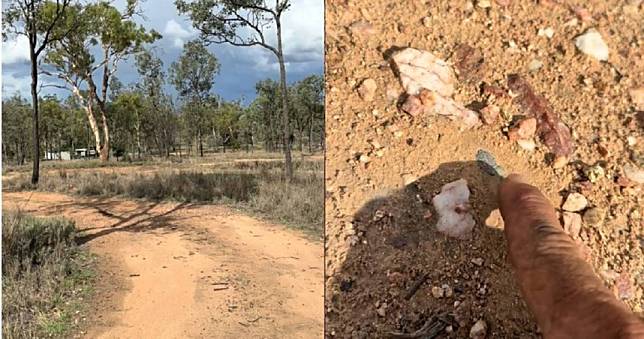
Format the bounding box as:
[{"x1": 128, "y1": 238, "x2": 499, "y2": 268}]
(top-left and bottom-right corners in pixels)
[
  {"x1": 19, "y1": 197, "x2": 197, "y2": 245},
  {"x1": 326, "y1": 161, "x2": 539, "y2": 338}
]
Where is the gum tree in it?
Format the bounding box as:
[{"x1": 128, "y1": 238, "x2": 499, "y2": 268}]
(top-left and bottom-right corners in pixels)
[
  {"x1": 3, "y1": 0, "x2": 75, "y2": 183},
  {"x1": 169, "y1": 39, "x2": 220, "y2": 157},
  {"x1": 175, "y1": 0, "x2": 295, "y2": 179},
  {"x1": 43, "y1": 0, "x2": 160, "y2": 162}
]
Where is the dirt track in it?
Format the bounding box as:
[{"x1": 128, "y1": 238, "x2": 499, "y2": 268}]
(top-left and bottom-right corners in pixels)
[{"x1": 3, "y1": 192, "x2": 323, "y2": 339}]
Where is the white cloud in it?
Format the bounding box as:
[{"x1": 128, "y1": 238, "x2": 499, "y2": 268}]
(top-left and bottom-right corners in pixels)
[
  {"x1": 163, "y1": 19, "x2": 195, "y2": 48},
  {"x1": 2, "y1": 35, "x2": 30, "y2": 65},
  {"x1": 281, "y1": 0, "x2": 324, "y2": 62}
]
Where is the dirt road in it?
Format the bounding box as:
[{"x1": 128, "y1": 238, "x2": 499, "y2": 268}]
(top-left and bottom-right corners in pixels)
[{"x1": 3, "y1": 192, "x2": 323, "y2": 339}]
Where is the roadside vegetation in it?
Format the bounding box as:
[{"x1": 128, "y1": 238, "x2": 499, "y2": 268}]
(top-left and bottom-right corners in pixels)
[
  {"x1": 4, "y1": 159, "x2": 323, "y2": 234},
  {"x1": 2, "y1": 212, "x2": 95, "y2": 338}
]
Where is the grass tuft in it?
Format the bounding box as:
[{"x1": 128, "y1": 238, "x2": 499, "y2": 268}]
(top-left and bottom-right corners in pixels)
[{"x1": 2, "y1": 212, "x2": 95, "y2": 338}]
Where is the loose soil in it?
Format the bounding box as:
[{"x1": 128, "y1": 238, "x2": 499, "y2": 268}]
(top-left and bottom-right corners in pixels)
[
  {"x1": 325, "y1": 1, "x2": 642, "y2": 338},
  {"x1": 3, "y1": 192, "x2": 323, "y2": 338}
]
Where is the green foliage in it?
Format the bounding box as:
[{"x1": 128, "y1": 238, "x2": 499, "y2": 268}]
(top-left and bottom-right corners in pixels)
[
  {"x1": 2, "y1": 95, "x2": 33, "y2": 164},
  {"x1": 169, "y1": 40, "x2": 220, "y2": 100}
]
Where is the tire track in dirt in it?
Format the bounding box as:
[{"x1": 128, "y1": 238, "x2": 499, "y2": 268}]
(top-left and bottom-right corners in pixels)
[{"x1": 3, "y1": 191, "x2": 323, "y2": 339}]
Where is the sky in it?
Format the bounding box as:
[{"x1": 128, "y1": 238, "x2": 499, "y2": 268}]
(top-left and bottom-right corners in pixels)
[{"x1": 1, "y1": 0, "x2": 324, "y2": 104}]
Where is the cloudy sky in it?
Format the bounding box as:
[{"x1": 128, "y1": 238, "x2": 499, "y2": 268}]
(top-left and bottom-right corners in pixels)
[{"x1": 1, "y1": 0, "x2": 323, "y2": 104}]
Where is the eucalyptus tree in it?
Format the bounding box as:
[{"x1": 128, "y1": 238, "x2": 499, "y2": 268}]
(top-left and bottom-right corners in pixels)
[
  {"x1": 1, "y1": 96, "x2": 33, "y2": 165},
  {"x1": 42, "y1": 0, "x2": 160, "y2": 162},
  {"x1": 175, "y1": 0, "x2": 295, "y2": 179},
  {"x1": 3, "y1": 0, "x2": 75, "y2": 183},
  {"x1": 169, "y1": 39, "x2": 220, "y2": 157}
]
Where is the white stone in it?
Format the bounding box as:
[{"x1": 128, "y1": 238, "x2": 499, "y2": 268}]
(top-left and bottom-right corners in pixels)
[
  {"x1": 517, "y1": 139, "x2": 536, "y2": 151},
  {"x1": 538, "y1": 27, "x2": 555, "y2": 39},
  {"x1": 562, "y1": 193, "x2": 588, "y2": 212},
  {"x1": 528, "y1": 59, "x2": 543, "y2": 71},
  {"x1": 470, "y1": 319, "x2": 488, "y2": 339},
  {"x1": 432, "y1": 179, "x2": 476, "y2": 239},
  {"x1": 624, "y1": 164, "x2": 644, "y2": 184},
  {"x1": 575, "y1": 29, "x2": 609, "y2": 61},
  {"x1": 391, "y1": 48, "x2": 455, "y2": 97}
]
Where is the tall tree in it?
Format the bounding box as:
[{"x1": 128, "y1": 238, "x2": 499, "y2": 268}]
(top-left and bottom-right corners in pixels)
[
  {"x1": 3, "y1": 0, "x2": 75, "y2": 183},
  {"x1": 43, "y1": 0, "x2": 160, "y2": 162},
  {"x1": 175, "y1": 0, "x2": 295, "y2": 179},
  {"x1": 169, "y1": 39, "x2": 220, "y2": 157}
]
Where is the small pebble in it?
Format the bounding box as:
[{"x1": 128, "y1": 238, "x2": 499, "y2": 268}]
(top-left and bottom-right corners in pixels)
[
  {"x1": 624, "y1": 164, "x2": 644, "y2": 184},
  {"x1": 359, "y1": 154, "x2": 370, "y2": 163},
  {"x1": 575, "y1": 29, "x2": 609, "y2": 61},
  {"x1": 471, "y1": 258, "x2": 484, "y2": 266},
  {"x1": 470, "y1": 319, "x2": 488, "y2": 339},
  {"x1": 431, "y1": 286, "x2": 444, "y2": 298},
  {"x1": 538, "y1": 27, "x2": 554, "y2": 39},
  {"x1": 357, "y1": 78, "x2": 377, "y2": 101},
  {"x1": 528, "y1": 59, "x2": 543, "y2": 71},
  {"x1": 562, "y1": 193, "x2": 588, "y2": 212},
  {"x1": 562, "y1": 212, "x2": 582, "y2": 238}
]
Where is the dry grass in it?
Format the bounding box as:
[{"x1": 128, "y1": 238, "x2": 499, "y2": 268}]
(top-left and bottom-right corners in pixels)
[
  {"x1": 3, "y1": 157, "x2": 324, "y2": 235},
  {"x1": 2, "y1": 211, "x2": 95, "y2": 338}
]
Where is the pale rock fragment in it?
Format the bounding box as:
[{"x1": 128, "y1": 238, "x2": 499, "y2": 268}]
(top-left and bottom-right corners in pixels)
[
  {"x1": 480, "y1": 105, "x2": 499, "y2": 124},
  {"x1": 401, "y1": 89, "x2": 480, "y2": 128},
  {"x1": 391, "y1": 48, "x2": 455, "y2": 97},
  {"x1": 432, "y1": 179, "x2": 476, "y2": 239},
  {"x1": 575, "y1": 29, "x2": 609, "y2": 61},
  {"x1": 357, "y1": 78, "x2": 377, "y2": 101},
  {"x1": 562, "y1": 193, "x2": 588, "y2": 212},
  {"x1": 624, "y1": 164, "x2": 644, "y2": 184},
  {"x1": 470, "y1": 320, "x2": 488, "y2": 339},
  {"x1": 517, "y1": 139, "x2": 536, "y2": 151},
  {"x1": 562, "y1": 212, "x2": 582, "y2": 238},
  {"x1": 629, "y1": 87, "x2": 644, "y2": 111}
]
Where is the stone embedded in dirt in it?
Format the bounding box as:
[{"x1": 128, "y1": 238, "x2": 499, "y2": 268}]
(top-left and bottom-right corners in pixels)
[
  {"x1": 495, "y1": 0, "x2": 510, "y2": 6},
  {"x1": 573, "y1": 6, "x2": 592, "y2": 22},
  {"x1": 376, "y1": 303, "x2": 387, "y2": 317},
  {"x1": 562, "y1": 212, "x2": 582, "y2": 238},
  {"x1": 508, "y1": 75, "x2": 573, "y2": 157},
  {"x1": 431, "y1": 286, "x2": 445, "y2": 298},
  {"x1": 480, "y1": 105, "x2": 499, "y2": 124},
  {"x1": 583, "y1": 207, "x2": 605, "y2": 226},
  {"x1": 477, "y1": 0, "x2": 491, "y2": 8},
  {"x1": 614, "y1": 272, "x2": 634, "y2": 300},
  {"x1": 562, "y1": 193, "x2": 588, "y2": 212},
  {"x1": 349, "y1": 21, "x2": 376, "y2": 37},
  {"x1": 630, "y1": 87, "x2": 644, "y2": 111},
  {"x1": 453, "y1": 43, "x2": 486, "y2": 83},
  {"x1": 616, "y1": 175, "x2": 633, "y2": 187},
  {"x1": 358, "y1": 154, "x2": 371, "y2": 163},
  {"x1": 508, "y1": 117, "x2": 537, "y2": 141},
  {"x1": 357, "y1": 78, "x2": 377, "y2": 101},
  {"x1": 517, "y1": 139, "x2": 536, "y2": 151},
  {"x1": 401, "y1": 89, "x2": 480, "y2": 128},
  {"x1": 538, "y1": 27, "x2": 555, "y2": 39},
  {"x1": 528, "y1": 59, "x2": 543, "y2": 72},
  {"x1": 575, "y1": 29, "x2": 609, "y2": 62},
  {"x1": 432, "y1": 179, "x2": 476, "y2": 239},
  {"x1": 443, "y1": 284, "x2": 454, "y2": 297},
  {"x1": 623, "y1": 164, "x2": 644, "y2": 184},
  {"x1": 391, "y1": 48, "x2": 455, "y2": 97},
  {"x1": 485, "y1": 209, "x2": 504, "y2": 229},
  {"x1": 471, "y1": 258, "x2": 484, "y2": 266},
  {"x1": 552, "y1": 156, "x2": 568, "y2": 169},
  {"x1": 469, "y1": 319, "x2": 488, "y2": 339},
  {"x1": 584, "y1": 164, "x2": 605, "y2": 183}
]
